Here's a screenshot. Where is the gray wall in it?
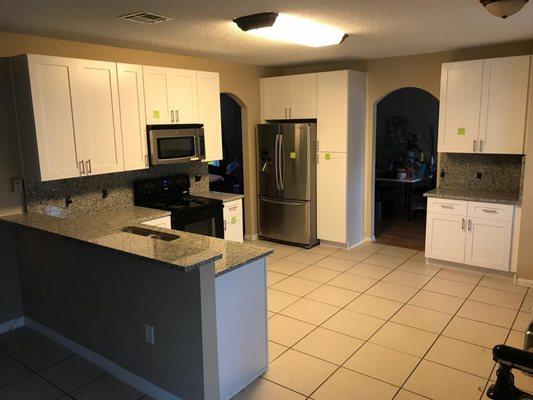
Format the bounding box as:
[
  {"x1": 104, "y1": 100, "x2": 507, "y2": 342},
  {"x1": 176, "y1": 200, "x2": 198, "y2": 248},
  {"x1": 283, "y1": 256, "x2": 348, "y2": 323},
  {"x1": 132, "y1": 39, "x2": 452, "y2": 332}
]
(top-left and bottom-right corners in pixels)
[
  {"x1": 0, "y1": 224, "x2": 22, "y2": 325},
  {"x1": 0, "y1": 58, "x2": 24, "y2": 326},
  {"x1": 16, "y1": 227, "x2": 218, "y2": 399}
]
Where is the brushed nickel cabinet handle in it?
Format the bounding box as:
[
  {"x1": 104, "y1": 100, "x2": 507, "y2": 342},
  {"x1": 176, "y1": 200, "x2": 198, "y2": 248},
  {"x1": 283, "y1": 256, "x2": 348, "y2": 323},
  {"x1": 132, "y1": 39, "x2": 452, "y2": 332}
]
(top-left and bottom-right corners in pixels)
[
  {"x1": 468, "y1": 219, "x2": 472, "y2": 231},
  {"x1": 473, "y1": 139, "x2": 477, "y2": 152},
  {"x1": 86, "y1": 159, "x2": 92, "y2": 174},
  {"x1": 440, "y1": 205, "x2": 454, "y2": 209},
  {"x1": 170, "y1": 110, "x2": 174, "y2": 123},
  {"x1": 289, "y1": 108, "x2": 292, "y2": 118},
  {"x1": 462, "y1": 218, "x2": 466, "y2": 231},
  {"x1": 79, "y1": 160, "x2": 85, "y2": 175},
  {"x1": 482, "y1": 209, "x2": 498, "y2": 214},
  {"x1": 176, "y1": 109, "x2": 179, "y2": 122},
  {"x1": 144, "y1": 155, "x2": 149, "y2": 167},
  {"x1": 479, "y1": 140, "x2": 484, "y2": 152},
  {"x1": 284, "y1": 108, "x2": 287, "y2": 119}
]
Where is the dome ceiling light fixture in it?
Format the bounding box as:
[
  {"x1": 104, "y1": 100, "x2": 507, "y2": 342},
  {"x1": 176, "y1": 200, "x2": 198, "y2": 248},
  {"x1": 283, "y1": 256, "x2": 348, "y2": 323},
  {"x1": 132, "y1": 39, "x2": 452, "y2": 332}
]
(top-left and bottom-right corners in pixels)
[
  {"x1": 232, "y1": 12, "x2": 348, "y2": 47},
  {"x1": 480, "y1": 0, "x2": 529, "y2": 18}
]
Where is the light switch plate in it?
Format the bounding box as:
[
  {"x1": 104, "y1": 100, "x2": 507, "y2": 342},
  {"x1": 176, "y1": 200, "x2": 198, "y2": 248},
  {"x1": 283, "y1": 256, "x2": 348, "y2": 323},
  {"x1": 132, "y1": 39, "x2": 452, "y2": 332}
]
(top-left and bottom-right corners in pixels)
[
  {"x1": 12, "y1": 178, "x2": 23, "y2": 193},
  {"x1": 144, "y1": 324, "x2": 155, "y2": 346}
]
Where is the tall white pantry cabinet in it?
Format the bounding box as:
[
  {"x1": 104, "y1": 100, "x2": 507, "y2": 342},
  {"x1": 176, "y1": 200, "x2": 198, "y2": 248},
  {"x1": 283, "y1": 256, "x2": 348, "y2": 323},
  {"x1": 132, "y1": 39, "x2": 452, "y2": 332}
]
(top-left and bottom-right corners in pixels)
[{"x1": 261, "y1": 70, "x2": 366, "y2": 247}]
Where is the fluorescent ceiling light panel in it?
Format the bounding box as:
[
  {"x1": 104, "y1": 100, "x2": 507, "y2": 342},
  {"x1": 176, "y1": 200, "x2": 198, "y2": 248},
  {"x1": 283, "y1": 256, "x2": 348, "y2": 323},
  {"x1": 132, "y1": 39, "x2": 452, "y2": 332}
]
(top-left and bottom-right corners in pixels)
[{"x1": 234, "y1": 13, "x2": 347, "y2": 47}]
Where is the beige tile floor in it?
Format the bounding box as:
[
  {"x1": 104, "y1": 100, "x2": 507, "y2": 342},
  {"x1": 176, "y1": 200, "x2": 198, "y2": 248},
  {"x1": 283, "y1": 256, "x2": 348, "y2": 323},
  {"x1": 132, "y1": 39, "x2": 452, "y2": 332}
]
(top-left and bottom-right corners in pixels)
[{"x1": 236, "y1": 240, "x2": 533, "y2": 400}]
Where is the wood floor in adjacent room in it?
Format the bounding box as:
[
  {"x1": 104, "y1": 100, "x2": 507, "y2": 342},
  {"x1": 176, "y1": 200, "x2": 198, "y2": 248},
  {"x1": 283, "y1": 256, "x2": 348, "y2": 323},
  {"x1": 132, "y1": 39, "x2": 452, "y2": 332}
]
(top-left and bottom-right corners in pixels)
[{"x1": 374, "y1": 208, "x2": 427, "y2": 251}]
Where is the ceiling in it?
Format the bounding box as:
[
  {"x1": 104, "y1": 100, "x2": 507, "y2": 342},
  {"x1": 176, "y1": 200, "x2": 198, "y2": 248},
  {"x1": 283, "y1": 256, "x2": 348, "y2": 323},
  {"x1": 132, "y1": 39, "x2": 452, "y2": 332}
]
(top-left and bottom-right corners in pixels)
[{"x1": 1, "y1": 0, "x2": 532, "y2": 66}]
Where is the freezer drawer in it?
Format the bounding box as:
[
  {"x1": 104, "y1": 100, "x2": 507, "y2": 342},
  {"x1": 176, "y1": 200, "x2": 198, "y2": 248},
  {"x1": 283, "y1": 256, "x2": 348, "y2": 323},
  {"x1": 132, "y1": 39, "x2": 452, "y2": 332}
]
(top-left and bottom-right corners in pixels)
[{"x1": 258, "y1": 197, "x2": 314, "y2": 246}]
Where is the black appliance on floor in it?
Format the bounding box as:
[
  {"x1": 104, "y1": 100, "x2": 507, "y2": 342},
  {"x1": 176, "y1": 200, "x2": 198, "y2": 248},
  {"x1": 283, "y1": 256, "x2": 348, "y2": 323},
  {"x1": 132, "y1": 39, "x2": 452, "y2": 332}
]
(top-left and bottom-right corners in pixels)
[{"x1": 134, "y1": 175, "x2": 224, "y2": 238}]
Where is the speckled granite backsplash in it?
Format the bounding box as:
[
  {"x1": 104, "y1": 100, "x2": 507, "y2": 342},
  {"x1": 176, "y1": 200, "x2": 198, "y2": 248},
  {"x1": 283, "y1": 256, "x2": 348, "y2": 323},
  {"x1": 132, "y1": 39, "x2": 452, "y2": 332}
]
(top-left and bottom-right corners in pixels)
[
  {"x1": 439, "y1": 153, "x2": 524, "y2": 193},
  {"x1": 25, "y1": 162, "x2": 209, "y2": 216}
]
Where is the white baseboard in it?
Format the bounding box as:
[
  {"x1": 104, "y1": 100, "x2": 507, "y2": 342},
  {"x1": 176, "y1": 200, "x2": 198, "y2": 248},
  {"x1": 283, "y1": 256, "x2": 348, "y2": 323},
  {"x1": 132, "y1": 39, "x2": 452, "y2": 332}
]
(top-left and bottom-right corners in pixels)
[
  {"x1": 517, "y1": 277, "x2": 533, "y2": 288},
  {"x1": 24, "y1": 318, "x2": 182, "y2": 400},
  {"x1": 0, "y1": 316, "x2": 24, "y2": 334}
]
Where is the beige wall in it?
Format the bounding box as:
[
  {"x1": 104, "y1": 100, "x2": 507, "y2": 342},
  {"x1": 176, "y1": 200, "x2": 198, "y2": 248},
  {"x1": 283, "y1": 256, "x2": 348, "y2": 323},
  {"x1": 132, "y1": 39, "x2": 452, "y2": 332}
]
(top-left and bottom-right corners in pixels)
[
  {"x1": 0, "y1": 31, "x2": 281, "y2": 236},
  {"x1": 285, "y1": 40, "x2": 533, "y2": 278}
]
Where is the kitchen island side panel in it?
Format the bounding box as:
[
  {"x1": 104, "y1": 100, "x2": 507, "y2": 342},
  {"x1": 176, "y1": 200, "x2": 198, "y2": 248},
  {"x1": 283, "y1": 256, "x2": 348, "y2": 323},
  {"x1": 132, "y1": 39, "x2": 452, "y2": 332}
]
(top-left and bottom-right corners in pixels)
[{"x1": 14, "y1": 227, "x2": 218, "y2": 400}]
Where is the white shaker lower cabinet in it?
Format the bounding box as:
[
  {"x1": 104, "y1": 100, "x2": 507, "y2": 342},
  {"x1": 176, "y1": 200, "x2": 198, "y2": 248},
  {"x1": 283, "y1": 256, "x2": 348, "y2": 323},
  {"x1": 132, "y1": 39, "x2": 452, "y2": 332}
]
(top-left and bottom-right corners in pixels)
[
  {"x1": 426, "y1": 198, "x2": 514, "y2": 271},
  {"x1": 425, "y1": 213, "x2": 466, "y2": 263},
  {"x1": 223, "y1": 199, "x2": 244, "y2": 242}
]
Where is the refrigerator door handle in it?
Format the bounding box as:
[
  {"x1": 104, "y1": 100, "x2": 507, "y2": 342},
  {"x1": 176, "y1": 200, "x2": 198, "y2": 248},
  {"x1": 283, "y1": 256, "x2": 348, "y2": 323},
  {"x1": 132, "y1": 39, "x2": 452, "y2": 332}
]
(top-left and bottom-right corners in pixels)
[
  {"x1": 260, "y1": 198, "x2": 304, "y2": 206},
  {"x1": 274, "y1": 133, "x2": 280, "y2": 190},
  {"x1": 279, "y1": 134, "x2": 284, "y2": 190}
]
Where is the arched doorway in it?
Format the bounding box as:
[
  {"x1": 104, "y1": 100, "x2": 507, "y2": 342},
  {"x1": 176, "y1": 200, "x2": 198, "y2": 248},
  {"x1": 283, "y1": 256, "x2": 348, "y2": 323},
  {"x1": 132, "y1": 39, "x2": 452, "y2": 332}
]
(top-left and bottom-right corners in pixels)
[
  {"x1": 208, "y1": 93, "x2": 245, "y2": 194},
  {"x1": 373, "y1": 87, "x2": 439, "y2": 250}
]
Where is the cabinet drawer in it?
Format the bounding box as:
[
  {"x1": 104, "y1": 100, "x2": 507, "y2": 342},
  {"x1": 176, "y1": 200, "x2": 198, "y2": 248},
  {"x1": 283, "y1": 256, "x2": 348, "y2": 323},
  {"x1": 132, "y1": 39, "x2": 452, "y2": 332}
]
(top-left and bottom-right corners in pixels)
[
  {"x1": 467, "y1": 202, "x2": 514, "y2": 222},
  {"x1": 427, "y1": 198, "x2": 467, "y2": 216}
]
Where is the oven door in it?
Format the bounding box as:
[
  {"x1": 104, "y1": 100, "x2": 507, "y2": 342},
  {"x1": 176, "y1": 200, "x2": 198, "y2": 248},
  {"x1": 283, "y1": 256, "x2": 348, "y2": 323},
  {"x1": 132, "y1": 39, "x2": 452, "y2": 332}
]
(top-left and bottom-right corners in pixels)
[
  {"x1": 149, "y1": 128, "x2": 200, "y2": 165},
  {"x1": 171, "y1": 206, "x2": 224, "y2": 239}
]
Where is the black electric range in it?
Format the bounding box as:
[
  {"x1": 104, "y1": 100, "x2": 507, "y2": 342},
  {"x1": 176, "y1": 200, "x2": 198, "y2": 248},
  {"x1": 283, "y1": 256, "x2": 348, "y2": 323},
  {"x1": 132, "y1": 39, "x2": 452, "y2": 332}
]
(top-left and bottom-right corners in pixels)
[{"x1": 134, "y1": 175, "x2": 224, "y2": 239}]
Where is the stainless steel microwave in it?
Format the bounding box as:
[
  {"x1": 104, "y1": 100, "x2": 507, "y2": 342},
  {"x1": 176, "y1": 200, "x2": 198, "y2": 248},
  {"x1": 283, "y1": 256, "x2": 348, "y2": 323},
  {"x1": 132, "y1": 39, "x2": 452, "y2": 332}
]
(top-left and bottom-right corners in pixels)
[{"x1": 148, "y1": 125, "x2": 205, "y2": 165}]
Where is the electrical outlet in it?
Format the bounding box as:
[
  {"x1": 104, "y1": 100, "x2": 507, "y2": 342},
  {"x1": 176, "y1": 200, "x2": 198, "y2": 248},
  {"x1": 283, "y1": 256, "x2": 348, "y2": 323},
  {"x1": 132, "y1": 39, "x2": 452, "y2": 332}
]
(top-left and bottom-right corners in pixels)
[
  {"x1": 440, "y1": 169, "x2": 445, "y2": 179},
  {"x1": 476, "y1": 171, "x2": 482, "y2": 179},
  {"x1": 12, "y1": 178, "x2": 23, "y2": 193},
  {"x1": 144, "y1": 324, "x2": 155, "y2": 346}
]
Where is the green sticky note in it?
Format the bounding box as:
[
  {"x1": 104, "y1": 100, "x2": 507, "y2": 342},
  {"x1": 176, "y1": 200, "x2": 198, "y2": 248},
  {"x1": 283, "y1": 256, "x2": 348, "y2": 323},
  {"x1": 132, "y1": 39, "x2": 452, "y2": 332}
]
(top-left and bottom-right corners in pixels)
[
  {"x1": 152, "y1": 110, "x2": 160, "y2": 119},
  {"x1": 289, "y1": 151, "x2": 296, "y2": 159},
  {"x1": 231, "y1": 216, "x2": 237, "y2": 224},
  {"x1": 325, "y1": 153, "x2": 331, "y2": 160},
  {"x1": 457, "y1": 128, "x2": 466, "y2": 136}
]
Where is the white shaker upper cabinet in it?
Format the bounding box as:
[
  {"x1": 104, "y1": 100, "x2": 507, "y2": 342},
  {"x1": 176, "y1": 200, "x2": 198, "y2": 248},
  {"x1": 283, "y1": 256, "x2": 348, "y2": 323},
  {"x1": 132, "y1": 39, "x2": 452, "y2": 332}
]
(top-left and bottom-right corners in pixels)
[
  {"x1": 167, "y1": 68, "x2": 198, "y2": 123},
  {"x1": 75, "y1": 60, "x2": 124, "y2": 176},
  {"x1": 317, "y1": 70, "x2": 349, "y2": 152},
  {"x1": 143, "y1": 66, "x2": 171, "y2": 124},
  {"x1": 261, "y1": 76, "x2": 290, "y2": 120},
  {"x1": 197, "y1": 71, "x2": 222, "y2": 161},
  {"x1": 13, "y1": 55, "x2": 84, "y2": 181},
  {"x1": 317, "y1": 152, "x2": 347, "y2": 243},
  {"x1": 288, "y1": 73, "x2": 317, "y2": 119},
  {"x1": 479, "y1": 56, "x2": 530, "y2": 154},
  {"x1": 117, "y1": 63, "x2": 149, "y2": 171},
  {"x1": 438, "y1": 60, "x2": 484, "y2": 153}
]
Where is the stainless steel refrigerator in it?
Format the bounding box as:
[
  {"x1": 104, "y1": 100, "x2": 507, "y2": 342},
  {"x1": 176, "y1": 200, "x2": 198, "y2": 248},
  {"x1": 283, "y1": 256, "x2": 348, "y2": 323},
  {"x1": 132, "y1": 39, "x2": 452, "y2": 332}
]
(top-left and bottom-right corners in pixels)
[{"x1": 257, "y1": 123, "x2": 318, "y2": 248}]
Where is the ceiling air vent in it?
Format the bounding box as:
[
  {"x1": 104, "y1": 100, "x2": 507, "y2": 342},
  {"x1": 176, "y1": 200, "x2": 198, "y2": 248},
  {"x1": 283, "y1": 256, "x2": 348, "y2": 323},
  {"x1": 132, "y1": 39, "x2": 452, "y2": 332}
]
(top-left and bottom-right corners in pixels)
[{"x1": 119, "y1": 11, "x2": 173, "y2": 24}]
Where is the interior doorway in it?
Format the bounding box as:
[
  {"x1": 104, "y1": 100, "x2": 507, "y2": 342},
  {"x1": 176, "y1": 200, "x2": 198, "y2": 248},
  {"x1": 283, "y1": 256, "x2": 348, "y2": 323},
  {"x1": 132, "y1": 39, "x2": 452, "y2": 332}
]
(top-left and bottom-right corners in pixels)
[
  {"x1": 208, "y1": 93, "x2": 244, "y2": 195},
  {"x1": 373, "y1": 87, "x2": 439, "y2": 250}
]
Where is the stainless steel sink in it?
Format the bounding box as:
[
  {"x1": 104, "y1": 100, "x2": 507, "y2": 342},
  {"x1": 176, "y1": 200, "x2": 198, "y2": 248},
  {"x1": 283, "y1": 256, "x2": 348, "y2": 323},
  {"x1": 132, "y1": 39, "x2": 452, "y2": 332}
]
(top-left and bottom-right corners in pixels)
[{"x1": 121, "y1": 226, "x2": 179, "y2": 241}]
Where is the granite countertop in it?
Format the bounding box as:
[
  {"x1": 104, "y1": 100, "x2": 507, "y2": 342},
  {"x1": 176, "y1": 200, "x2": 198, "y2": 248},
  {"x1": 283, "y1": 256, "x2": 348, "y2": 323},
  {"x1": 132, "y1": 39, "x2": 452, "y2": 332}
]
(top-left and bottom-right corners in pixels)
[
  {"x1": 0, "y1": 206, "x2": 272, "y2": 276},
  {"x1": 424, "y1": 188, "x2": 521, "y2": 205},
  {"x1": 194, "y1": 191, "x2": 244, "y2": 203}
]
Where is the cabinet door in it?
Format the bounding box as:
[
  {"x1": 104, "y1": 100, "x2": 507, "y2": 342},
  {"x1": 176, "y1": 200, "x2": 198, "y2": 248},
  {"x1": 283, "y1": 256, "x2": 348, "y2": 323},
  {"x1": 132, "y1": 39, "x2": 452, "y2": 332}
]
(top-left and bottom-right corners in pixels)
[
  {"x1": 167, "y1": 69, "x2": 198, "y2": 123},
  {"x1": 143, "y1": 66, "x2": 171, "y2": 124},
  {"x1": 317, "y1": 71, "x2": 348, "y2": 152},
  {"x1": 75, "y1": 60, "x2": 124, "y2": 175},
  {"x1": 425, "y1": 213, "x2": 466, "y2": 263},
  {"x1": 197, "y1": 71, "x2": 222, "y2": 161},
  {"x1": 261, "y1": 77, "x2": 289, "y2": 120},
  {"x1": 479, "y1": 56, "x2": 530, "y2": 154},
  {"x1": 223, "y1": 200, "x2": 244, "y2": 242},
  {"x1": 117, "y1": 63, "x2": 148, "y2": 171},
  {"x1": 438, "y1": 60, "x2": 484, "y2": 153},
  {"x1": 317, "y1": 152, "x2": 346, "y2": 243},
  {"x1": 288, "y1": 73, "x2": 317, "y2": 119},
  {"x1": 26, "y1": 55, "x2": 83, "y2": 180},
  {"x1": 464, "y1": 217, "x2": 512, "y2": 271}
]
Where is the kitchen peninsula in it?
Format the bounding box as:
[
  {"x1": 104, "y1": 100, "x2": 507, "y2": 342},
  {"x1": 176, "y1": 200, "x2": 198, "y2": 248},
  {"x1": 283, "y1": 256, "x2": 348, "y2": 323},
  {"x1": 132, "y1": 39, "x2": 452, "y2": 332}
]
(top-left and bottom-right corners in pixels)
[{"x1": 0, "y1": 206, "x2": 272, "y2": 400}]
